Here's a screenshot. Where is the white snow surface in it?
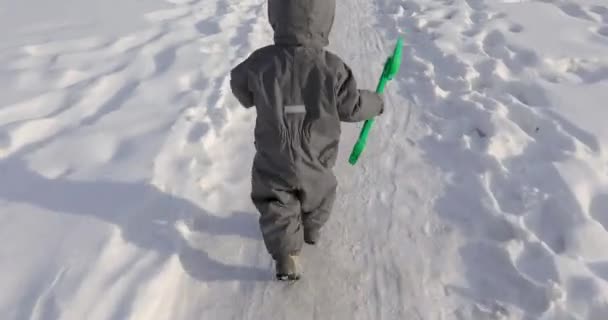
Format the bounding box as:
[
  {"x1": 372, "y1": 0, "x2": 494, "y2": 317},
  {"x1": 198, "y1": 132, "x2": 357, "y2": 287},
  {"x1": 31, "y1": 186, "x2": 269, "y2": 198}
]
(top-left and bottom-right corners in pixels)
[{"x1": 1, "y1": 0, "x2": 608, "y2": 319}]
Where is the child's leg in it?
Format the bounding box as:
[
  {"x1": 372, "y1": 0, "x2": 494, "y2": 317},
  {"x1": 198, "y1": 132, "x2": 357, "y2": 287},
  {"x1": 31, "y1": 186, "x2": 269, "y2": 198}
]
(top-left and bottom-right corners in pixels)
[
  {"x1": 251, "y1": 169, "x2": 304, "y2": 261},
  {"x1": 300, "y1": 171, "x2": 337, "y2": 243}
]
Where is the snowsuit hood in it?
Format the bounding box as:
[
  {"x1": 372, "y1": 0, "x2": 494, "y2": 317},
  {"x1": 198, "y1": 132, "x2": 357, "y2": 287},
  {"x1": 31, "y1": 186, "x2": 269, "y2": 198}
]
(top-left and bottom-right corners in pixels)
[{"x1": 268, "y1": 0, "x2": 335, "y2": 47}]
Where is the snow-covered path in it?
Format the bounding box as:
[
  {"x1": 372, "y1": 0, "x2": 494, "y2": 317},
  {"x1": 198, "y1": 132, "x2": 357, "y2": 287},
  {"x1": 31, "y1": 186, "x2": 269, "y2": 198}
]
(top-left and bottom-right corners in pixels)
[
  {"x1": 390, "y1": 0, "x2": 608, "y2": 318},
  {"x1": 2, "y1": 0, "x2": 608, "y2": 319}
]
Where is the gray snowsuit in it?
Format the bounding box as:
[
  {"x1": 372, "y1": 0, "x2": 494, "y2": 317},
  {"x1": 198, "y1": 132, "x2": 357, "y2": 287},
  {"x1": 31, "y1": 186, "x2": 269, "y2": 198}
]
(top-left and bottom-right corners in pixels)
[{"x1": 229, "y1": 0, "x2": 384, "y2": 260}]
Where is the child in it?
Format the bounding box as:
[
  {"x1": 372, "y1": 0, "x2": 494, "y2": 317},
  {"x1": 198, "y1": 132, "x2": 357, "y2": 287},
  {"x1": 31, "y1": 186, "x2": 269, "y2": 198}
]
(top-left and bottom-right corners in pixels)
[{"x1": 229, "y1": 0, "x2": 384, "y2": 281}]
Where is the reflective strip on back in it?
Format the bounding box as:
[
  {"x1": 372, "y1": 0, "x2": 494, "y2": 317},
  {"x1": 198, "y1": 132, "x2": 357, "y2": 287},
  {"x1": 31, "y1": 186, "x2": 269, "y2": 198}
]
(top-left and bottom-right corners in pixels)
[{"x1": 284, "y1": 105, "x2": 306, "y2": 114}]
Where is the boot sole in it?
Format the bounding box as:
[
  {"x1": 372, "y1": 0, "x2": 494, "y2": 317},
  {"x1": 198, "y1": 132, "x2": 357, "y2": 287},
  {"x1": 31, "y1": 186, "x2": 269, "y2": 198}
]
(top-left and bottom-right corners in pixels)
[
  {"x1": 304, "y1": 239, "x2": 317, "y2": 245},
  {"x1": 276, "y1": 273, "x2": 301, "y2": 281}
]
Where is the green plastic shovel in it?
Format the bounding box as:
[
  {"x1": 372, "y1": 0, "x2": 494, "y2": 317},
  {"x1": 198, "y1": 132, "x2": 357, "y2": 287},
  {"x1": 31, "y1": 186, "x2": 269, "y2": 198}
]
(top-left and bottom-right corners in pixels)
[{"x1": 348, "y1": 37, "x2": 404, "y2": 165}]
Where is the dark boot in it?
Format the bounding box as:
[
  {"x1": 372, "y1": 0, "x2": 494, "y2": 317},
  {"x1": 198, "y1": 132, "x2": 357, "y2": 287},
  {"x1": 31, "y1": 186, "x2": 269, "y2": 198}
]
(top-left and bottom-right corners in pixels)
[
  {"x1": 275, "y1": 254, "x2": 301, "y2": 281},
  {"x1": 304, "y1": 227, "x2": 320, "y2": 245}
]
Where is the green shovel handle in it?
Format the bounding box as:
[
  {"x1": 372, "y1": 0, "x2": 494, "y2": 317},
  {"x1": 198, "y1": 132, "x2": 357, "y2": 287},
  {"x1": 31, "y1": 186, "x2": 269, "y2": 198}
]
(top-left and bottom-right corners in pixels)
[{"x1": 348, "y1": 37, "x2": 403, "y2": 165}]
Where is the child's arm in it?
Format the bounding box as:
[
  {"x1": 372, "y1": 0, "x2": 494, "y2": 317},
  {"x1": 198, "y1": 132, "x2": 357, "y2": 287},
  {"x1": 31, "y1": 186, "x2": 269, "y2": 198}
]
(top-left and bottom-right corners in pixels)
[
  {"x1": 335, "y1": 62, "x2": 384, "y2": 122},
  {"x1": 230, "y1": 60, "x2": 254, "y2": 108}
]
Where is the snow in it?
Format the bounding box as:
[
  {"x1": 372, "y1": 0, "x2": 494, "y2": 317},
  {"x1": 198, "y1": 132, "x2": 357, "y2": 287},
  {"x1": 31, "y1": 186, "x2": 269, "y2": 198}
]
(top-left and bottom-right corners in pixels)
[{"x1": 1, "y1": 0, "x2": 608, "y2": 319}]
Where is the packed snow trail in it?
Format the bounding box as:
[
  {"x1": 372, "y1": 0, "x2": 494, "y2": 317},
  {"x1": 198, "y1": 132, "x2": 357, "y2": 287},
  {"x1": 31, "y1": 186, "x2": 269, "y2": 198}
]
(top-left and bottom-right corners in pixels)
[{"x1": 2, "y1": 0, "x2": 608, "y2": 319}]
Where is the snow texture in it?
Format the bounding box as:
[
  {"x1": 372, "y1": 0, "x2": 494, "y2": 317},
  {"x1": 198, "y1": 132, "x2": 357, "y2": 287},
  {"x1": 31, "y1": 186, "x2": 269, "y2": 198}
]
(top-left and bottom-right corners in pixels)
[{"x1": 1, "y1": 0, "x2": 608, "y2": 319}]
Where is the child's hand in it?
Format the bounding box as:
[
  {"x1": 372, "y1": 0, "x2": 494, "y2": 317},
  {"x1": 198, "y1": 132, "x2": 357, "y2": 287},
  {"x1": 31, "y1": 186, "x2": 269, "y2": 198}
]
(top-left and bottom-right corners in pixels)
[{"x1": 377, "y1": 93, "x2": 385, "y2": 115}]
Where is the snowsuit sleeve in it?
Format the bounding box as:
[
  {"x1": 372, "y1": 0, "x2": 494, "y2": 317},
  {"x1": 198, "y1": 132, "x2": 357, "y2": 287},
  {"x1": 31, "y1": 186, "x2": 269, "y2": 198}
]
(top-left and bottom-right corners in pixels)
[
  {"x1": 335, "y1": 62, "x2": 384, "y2": 122},
  {"x1": 230, "y1": 60, "x2": 254, "y2": 108}
]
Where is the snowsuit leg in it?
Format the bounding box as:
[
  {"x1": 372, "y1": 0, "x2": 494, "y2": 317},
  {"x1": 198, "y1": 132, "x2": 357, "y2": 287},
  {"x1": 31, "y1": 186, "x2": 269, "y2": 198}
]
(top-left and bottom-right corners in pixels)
[
  {"x1": 251, "y1": 167, "x2": 303, "y2": 260},
  {"x1": 300, "y1": 171, "x2": 337, "y2": 235}
]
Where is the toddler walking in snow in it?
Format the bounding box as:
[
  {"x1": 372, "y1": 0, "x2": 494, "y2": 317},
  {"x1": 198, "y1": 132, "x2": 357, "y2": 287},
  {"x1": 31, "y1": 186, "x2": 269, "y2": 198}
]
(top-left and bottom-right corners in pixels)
[{"x1": 229, "y1": 0, "x2": 384, "y2": 281}]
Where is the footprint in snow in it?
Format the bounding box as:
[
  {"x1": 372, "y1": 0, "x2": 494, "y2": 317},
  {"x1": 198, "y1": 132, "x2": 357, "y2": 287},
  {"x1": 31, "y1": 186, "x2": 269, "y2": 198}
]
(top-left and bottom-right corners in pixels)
[
  {"x1": 509, "y1": 23, "x2": 524, "y2": 33},
  {"x1": 187, "y1": 122, "x2": 210, "y2": 143},
  {"x1": 559, "y1": 3, "x2": 597, "y2": 22},
  {"x1": 195, "y1": 19, "x2": 222, "y2": 36},
  {"x1": 591, "y1": 5, "x2": 608, "y2": 23},
  {"x1": 590, "y1": 193, "x2": 608, "y2": 232},
  {"x1": 596, "y1": 26, "x2": 608, "y2": 38}
]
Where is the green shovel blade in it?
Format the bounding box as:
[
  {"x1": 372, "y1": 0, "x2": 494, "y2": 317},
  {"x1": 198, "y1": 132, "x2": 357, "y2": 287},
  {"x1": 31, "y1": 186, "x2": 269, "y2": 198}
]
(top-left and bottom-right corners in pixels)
[{"x1": 348, "y1": 37, "x2": 403, "y2": 165}]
